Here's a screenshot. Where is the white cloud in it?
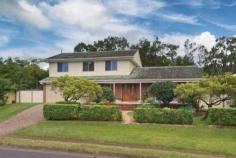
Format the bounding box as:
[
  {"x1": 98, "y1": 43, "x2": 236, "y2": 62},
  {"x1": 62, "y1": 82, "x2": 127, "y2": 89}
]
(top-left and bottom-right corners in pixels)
[
  {"x1": 40, "y1": 0, "x2": 109, "y2": 30},
  {"x1": 105, "y1": 0, "x2": 166, "y2": 17},
  {"x1": 209, "y1": 21, "x2": 236, "y2": 31},
  {"x1": 0, "y1": 0, "x2": 50, "y2": 29},
  {"x1": 0, "y1": 35, "x2": 9, "y2": 47},
  {"x1": 158, "y1": 13, "x2": 202, "y2": 26},
  {"x1": 161, "y1": 32, "x2": 216, "y2": 56}
]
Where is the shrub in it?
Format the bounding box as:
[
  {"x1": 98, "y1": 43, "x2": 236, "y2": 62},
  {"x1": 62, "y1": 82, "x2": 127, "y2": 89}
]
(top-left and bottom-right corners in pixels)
[
  {"x1": 78, "y1": 105, "x2": 122, "y2": 121},
  {"x1": 148, "y1": 81, "x2": 175, "y2": 106},
  {"x1": 133, "y1": 108, "x2": 193, "y2": 124},
  {"x1": 142, "y1": 104, "x2": 160, "y2": 108},
  {"x1": 43, "y1": 104, "x2": 78, "y2": 120},
  {"x1": 56, "y1": 101, "x2": 79, "y2": 105},
  {"x1": 100, "y1": 87, "x2": 114, "y2": 103},
  {"x1": 207, "y1": 108, "x2": 236, "y2": 126}
]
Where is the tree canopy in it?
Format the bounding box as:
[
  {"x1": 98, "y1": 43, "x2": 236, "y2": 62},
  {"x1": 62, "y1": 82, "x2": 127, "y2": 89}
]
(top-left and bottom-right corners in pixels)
[
  {"x1": 0, "y1": 58, "x2": 48, "y2": 90},
  {"x1": 74, "y1": 36, "x2": 236, "y2": 75},
  {"x1": 52, "y1": 75, "x2": 103, "y2": 103},
  {"x1": 175, "y1": 73, "x2": 236, "y2": 109}
]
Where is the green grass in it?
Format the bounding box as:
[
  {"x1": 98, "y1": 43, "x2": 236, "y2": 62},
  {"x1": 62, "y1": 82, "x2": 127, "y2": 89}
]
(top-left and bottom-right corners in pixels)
[
  {"x1": 13, "y1": 120, "x2": 236, "y2": 156},
  {"x1": 0, "y1": 137, "x2": 212, "y2": 158},
  {"x1": 0, "y1": 103, "x2": 35, "y2": 122}
]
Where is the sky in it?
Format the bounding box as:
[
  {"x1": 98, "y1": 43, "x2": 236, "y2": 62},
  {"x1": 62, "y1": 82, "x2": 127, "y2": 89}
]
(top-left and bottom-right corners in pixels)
[{"x1": 0, "y1": 0, "x2": 236, "y2": 61}]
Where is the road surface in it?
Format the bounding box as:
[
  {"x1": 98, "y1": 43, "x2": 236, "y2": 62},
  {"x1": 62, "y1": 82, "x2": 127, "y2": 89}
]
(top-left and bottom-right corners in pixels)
[{"x1": 0, "y1": 147, "x2": 94, "y2": 158}]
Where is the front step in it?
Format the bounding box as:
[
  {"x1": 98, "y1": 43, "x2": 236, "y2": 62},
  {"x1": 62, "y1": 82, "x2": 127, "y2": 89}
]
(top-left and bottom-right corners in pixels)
[{"x1": 118, "y1": 104, "x2": 138, "y2": 110}]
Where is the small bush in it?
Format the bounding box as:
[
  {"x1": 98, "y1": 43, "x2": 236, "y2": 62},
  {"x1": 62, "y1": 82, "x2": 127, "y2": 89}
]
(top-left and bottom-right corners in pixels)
[
  {"x1": 207, "y1": 108, "x2": 236, "y2": 126},
  {"x1": 142, "y1": 104, "x2": 160, "y2": 108},
  {"x1": 56, "y1": 101, "x2": 78, "y2": 105},
  {"x1": 102, "y1": 87, "x2": 115, "y2": 102},
  {"x1": 78, "y1": 105, "x2": 122, "y2": 121},
  {"x1": 43, "y1": 104, "x2": 78, "y2": 120},
  {"x1": 133, "y1": 108, "x2": 193, "y2": 124}
]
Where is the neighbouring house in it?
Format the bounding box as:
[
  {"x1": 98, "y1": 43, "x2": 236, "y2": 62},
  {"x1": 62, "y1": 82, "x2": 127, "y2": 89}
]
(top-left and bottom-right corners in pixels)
[{"x1": 40, "y1": 50, "x2": 203, "y2": 107}]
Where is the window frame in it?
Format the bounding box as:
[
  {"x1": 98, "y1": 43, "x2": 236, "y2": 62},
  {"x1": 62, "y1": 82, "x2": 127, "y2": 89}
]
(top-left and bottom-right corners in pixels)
[
  {"x1": 105, "y1": 60, "x2": 117, "y2": 71},
  {"x1": 83, "y1": 61, "x2": 94, "y2": 72},
  {"x1": 57, "y1": 62, "x2": 68, "y2": 72}
]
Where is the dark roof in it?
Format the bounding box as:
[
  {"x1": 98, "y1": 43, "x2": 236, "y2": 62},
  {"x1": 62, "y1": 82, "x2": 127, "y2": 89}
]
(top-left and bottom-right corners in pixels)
[
  {"x1": 40, "y1": 66, "x2": 203, "y2": 83},
  {"x1": 46, "y1": 50, "x2": 137, "y2": 60},
  {"x1": 130, "y1": 66, "x2": 203, "y2": 79}
]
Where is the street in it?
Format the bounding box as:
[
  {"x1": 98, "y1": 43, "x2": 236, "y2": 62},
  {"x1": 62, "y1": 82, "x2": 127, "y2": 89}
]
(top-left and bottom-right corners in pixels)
[{"x1": 0, "y1": 147, "x2": 94, "y2": 158}]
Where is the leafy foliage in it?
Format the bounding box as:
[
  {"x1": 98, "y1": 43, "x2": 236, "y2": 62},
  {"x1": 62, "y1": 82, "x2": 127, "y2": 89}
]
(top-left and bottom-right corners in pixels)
[
  {"x1": 148, "y1": 81, "x2": 175, "y2": 106},
  {"x1": 78, "y1": 105, "x2": 122, "y2": 121},
  {"x1": 43, "y1": 104, "x2": 78, "y2": 120},
  {"x1": 101, "y1": 87, "x2": 114, "y2": 102},
  {"x1": 52, "y1": 75, "x2": 103, "y2": 102},
  {"x1": 133, "y1": 108, "x2": 193, "y2": 124},
  {"x1": 0, "y1": 78, "x2": 12, "y2": 106},
  {"x1": 207, "y1": 108, "x2": 236, "y2": 126},
  {"x1": 175, "y1": 83, "x2": 202, "y2": 111},
  {"x1": 0, "y1": 58, "x2": 48, "y2": 90},
  {"x1": 175, "y1": 73, "x2": 236, "y2": 108}
]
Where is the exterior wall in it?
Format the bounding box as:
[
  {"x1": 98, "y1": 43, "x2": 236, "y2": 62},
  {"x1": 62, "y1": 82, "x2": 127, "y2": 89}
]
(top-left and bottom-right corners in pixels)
[
  {"x1": 133, "y1": 51, "x2": 142, "y2": 67},
  {"x1": 16, "y1": 90, "x2": 43, "y2": 103},
  {"x1": 49, "y1": 60, "x2": 135, "y2": 77},
  {"x1": 44, "y1": 84, "x2": 64, "y2": 103}
]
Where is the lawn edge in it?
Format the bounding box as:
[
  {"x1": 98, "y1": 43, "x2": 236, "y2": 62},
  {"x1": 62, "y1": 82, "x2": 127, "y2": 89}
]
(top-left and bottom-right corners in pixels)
[{"x1": 0, "y1": 137, "x2": 233, "y2": 158}]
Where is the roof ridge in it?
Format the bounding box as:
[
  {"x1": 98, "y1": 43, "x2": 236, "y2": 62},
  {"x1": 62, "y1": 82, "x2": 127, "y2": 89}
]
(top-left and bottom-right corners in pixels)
[{"x1": 74, "y1": 49, "x2": 138, "y2": 54}]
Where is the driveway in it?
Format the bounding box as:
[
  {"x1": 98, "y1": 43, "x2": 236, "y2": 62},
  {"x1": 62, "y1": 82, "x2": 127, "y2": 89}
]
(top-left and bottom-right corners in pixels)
[{"x1": 0, "y1": 104, "x2": 44, "y2": 136}]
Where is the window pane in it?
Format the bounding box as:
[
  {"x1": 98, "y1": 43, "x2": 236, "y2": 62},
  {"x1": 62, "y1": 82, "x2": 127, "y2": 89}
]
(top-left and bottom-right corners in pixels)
[
  {"x1": 105, "y1": 61, "x2": 111, "y2": 70},
  {"x1": 57, "y1": 62, "x2": 68, "y2": 72},
  {"x1": 83, "y1": 62, "x2": 88, "y2": 71},
  {"x1": 111, "y1": 60, "x2": 117, "y2": 70},
  {"x1": 89, "y1": 61, "x2": 94, "y2": 71}
]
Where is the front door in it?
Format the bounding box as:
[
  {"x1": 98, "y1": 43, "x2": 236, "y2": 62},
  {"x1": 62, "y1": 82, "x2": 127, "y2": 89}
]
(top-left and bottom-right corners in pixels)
[{"x1": 122, "y1": 84, "x2": 138, "y2": 101}]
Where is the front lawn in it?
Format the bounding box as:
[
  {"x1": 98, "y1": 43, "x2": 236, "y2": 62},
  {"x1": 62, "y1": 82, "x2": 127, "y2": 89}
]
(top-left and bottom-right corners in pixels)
[
  {"x1": 13, "y1": 120, "x2": 236, "y2": 156},
  {"x1": 0, "y1": 103, "x2": 35, "y2": 122}
]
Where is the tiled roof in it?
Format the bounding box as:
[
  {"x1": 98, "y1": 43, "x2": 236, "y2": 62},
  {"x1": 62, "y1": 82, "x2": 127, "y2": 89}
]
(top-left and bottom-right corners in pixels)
[
  {"x1": 130, "y1": 66, "x2": 203, "y2": 79},
  {"x1": 40, "y1": 66, "x2": 203, "y2": 83},
  {"x1": 46, "y1": 50, "x2": 137, "y2": 60}
]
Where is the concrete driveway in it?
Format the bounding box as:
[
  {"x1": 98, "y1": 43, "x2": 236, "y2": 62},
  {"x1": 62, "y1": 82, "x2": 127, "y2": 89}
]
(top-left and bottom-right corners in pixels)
[{"x1": 0, "y1": 104, "x2": 44, "y2": 136}]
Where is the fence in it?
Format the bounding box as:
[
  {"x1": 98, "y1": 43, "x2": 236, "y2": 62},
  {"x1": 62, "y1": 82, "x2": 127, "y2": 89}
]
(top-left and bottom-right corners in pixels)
[{"x1": 15, "y1": 90, "x2": 43, "y2": 103}]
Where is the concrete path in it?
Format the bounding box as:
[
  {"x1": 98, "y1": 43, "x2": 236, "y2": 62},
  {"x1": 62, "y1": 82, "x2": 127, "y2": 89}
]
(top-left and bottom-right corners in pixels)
[
  {"x1": 0, "y1": 104, "x2": 44, "y2": 136},
  {"x1": 122, "y1": 111, "x2": 134, "y2": 124}
]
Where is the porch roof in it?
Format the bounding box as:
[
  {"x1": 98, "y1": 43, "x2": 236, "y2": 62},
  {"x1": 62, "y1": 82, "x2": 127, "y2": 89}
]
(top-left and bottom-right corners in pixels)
[{"x1": 40, "y1": 66, "x2": 203, "y2": 84}]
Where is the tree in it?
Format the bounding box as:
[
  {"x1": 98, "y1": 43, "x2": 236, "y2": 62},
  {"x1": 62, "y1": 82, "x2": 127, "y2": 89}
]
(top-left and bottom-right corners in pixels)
[
  {"x1": 0, "y1": 57, "x2": 48, "y2": 90},
  {"x1": 131, "y1": 37, "x2": 178, "y2": 66},
  {"x1": 175, "y1": 83, "x2": 202, "y2": 111},
  {"x1": 202, "y1": 37, "x2": 236, "y2": 75},
  {"x1": 101, "y1": 87, "x2": 114, "y2": 102},
  {"x1": 199, "y1": 73, "x2": 236, "y2": 107},
  {"x1": 175, "y1": 73, "x2": 236, "y2": 110},
  {"x1": 74, "y1": 36, "x2": 129, "y2": 52},
  {"x1": 52, "y1": 75, "x2": 103, "y2": 103},
  {"x1": 0, "y1": 78, "x2": 12, "y2": 106},
  {"x1": 148, "y1": 81, "x2": 175, "y2": 106}
]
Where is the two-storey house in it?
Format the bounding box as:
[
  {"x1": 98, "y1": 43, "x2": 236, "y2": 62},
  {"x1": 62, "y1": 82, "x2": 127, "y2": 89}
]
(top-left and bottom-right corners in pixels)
[{"x1": 40, "y1": 50, "x2": 202, "y2": 106}]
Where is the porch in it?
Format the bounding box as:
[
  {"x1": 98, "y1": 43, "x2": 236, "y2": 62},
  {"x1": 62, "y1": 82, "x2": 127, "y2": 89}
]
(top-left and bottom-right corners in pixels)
[{"x1": 100, "y1": 83, "x2": 151, "y2": 110}]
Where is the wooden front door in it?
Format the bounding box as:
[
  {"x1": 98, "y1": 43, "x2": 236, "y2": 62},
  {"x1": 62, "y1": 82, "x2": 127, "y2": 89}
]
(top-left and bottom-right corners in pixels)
[{"x1": 122, "y1": 84, "x2": 138, "y2": 101}]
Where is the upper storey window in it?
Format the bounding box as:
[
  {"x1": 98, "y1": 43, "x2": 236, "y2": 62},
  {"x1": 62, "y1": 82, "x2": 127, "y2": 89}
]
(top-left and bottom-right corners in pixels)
[
  {"x1": 83, "y1": 61, "x2": 94, "y2": 71},
  {"x1": 105, "y1": 60, "x2": 117, "y2": 71},
  {"x1": 57, "y1": 62, "x2": 68, "y2": 72}
]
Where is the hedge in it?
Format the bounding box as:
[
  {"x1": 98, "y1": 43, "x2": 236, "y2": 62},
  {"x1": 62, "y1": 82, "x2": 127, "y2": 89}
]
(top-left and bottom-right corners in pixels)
[
  {"x1": 133, "y1": 108, "x2": 193, "y2": 124},
  {"x1": 207, "y1": 108, "x2": 236, "y2": 126},
  {"x1": 43, "y1": 104, "x2": 78, "y2": 120},
  {"x1": 78, "y1": 105, "x2": 122, "y2": 121},
  {"x1": 56, "y1": 101, "x2": 78, "y2": 105}
]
